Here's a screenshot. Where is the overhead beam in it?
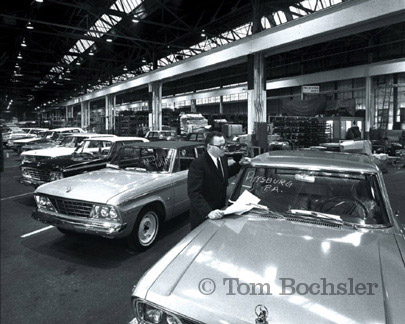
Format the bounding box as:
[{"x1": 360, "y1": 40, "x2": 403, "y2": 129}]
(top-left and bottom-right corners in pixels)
[
  {"x1": 266, "y1": 58, "x2": 405, "y2": 90},
  {"x1": 61, "y1": 0, "x2": 405, "y2": 106}
]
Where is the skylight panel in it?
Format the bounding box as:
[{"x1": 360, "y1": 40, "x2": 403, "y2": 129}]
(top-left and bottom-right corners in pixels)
[
  {"x1": 62, "y1": 56, "x2": 75, "y2": 64},
  {"x1": 275, "y1": 11, "x2": 287, "y2": 24},
  {"x1": 76, "y1": 41, "x2": 86, "y2": 53}
]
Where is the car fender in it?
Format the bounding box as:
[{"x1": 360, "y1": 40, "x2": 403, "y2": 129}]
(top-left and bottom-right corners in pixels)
[{"x1": 117, "y1": 195, "x2": 170, "y2": 234}]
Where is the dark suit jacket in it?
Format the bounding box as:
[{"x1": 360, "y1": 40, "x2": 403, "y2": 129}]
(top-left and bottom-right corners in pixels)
[{"x1": 187, "y1": 152, "x2": 241, "y2": 230}]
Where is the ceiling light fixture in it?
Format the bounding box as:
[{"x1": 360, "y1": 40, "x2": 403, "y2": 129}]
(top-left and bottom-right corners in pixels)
[
  {"x1": 106, "y1": 38, "x2": 113, "y2": 43},
  {"x1": 35, "y1": 0, "x2": 44, "y2": 3},
  {"x1": 26, "y1": 22, "x2": 34, "y2": 30},
  {"x1": 201, "y1": 29, "x2": 206, "y2": 37},
  {"x1": 89, "y1": 51, "x2": 94, "y2": 56},
  {"x1": 132, "y1": 17, "x2": 139, "y2": 23},
  {"x1": 21, "y1": 38, "x2": 27, "y2": 47},
  {"x1": 17, "y1": 53, "x2": 23, "y2": 59},
  {"x1": 123, "y1": 65, "x2": 128, "y2": 71}
]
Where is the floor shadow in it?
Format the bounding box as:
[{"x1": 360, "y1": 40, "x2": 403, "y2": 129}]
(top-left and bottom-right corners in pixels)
[
  {"x1": 20, "y1": 211, "x2": 192, "y2": 270},
  {"x1": 21, "y1": 232, "x2": 135, "y2": 269},
  {"x1": 14, "y1": 194, "x2": 36, "y2": 207}
]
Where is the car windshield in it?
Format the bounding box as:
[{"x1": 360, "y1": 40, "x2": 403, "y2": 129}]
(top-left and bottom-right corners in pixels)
[
  {"x1": 74, "y1": 140, "x2": 113, "y2": 157},
  {"x1": 231, "y1": 167, "x2": 390, "y2": 226},
  {"x1": 60, "y1": 136, "x2": 85, "y2": 147},
  {"x1": 110, "y1": 147, "x2": 174, "y2": 172}
]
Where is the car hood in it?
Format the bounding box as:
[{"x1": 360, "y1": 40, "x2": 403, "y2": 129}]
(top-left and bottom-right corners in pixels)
[
  {"x1": 14, "y1": 137, "x2": 42, "y2": 144},
  {"x1": 36, "y1": 168, "x2": 170, "y2": 204},
  {"x1": 22, "y1": 142, "x2": 58, "y2": 150},
  {"x1": 36, "y1": 155, "x2": 105, "y2": 170},
  {"x1": 21, "y1": 147, "x2": 74, "y2": 157},
  {"x1": 139, "y1": 216, "x2": 405, "y2": 324}
]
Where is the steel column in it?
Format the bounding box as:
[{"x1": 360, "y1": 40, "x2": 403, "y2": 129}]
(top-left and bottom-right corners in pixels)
[
  {"x1": 149, "y1": 82, "x2": 162, "y2": 131},
  {"x1": 247, "y1": 53, "x2": 266, "y2": 134}
]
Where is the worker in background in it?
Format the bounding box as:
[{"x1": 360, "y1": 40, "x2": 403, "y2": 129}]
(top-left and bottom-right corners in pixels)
[{"x1": 345, "y1": 120, "x2": 361, "y2": 140}]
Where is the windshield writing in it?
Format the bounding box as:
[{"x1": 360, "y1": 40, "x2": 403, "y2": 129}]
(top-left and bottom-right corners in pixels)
[{"x1": 232, "y1": 167, "x2": 389, "y2": 226}]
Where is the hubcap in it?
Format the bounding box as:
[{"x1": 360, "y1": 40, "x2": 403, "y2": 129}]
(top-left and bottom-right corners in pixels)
[{"x1": 138, "y1": 212, "x2": 158, "y2": 246}]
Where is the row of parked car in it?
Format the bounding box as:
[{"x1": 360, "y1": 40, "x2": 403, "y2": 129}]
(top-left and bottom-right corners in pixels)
[{"x1": 5, "y1": 124, "x2": 405, "y2": 323}]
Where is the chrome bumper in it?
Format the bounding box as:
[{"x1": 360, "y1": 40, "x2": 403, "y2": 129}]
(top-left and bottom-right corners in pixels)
[
  {"x1": 31, "y1": 210, "x2": 127, "y2": 236},
  {"x1": 20, "y1": 177, "x2": 46, "y2": 187}
]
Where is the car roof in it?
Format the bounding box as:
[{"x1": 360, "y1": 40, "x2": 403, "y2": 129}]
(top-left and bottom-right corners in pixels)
[
  {"x1": 83, "y1": 136, "x2": 148, "y2": 142},
  {"x1": 251, "y1": 150, "x2": 379, "y2": 174},
  {"x1": 148, "y1": 130, "x2": 175, "y2": 133},
  {"x1": 51, "y1": 127, "x2": 83, "y2": 132},
  {"x1": 65, "y1": 133, "x2": 114, "y2": 138},
  {"x1": 122, "y1": 140, "x2": 203, "y2": 149}
]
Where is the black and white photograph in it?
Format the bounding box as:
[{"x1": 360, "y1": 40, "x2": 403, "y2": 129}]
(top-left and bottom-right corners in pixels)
[{"x1": 1, "y1": 0, "x2": 405, "y2": 323}]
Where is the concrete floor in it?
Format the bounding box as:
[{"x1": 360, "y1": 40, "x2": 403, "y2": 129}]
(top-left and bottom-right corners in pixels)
[{"x1": 1, "y1": 149, "x2": 404, "y2": 324}]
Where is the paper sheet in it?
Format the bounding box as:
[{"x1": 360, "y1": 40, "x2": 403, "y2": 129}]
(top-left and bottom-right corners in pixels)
[{"x1": 223, "y1": 190, "x2": 261, "y2": 215}]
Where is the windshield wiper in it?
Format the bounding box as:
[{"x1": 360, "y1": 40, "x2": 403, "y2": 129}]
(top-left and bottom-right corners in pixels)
[
  {"x1": 285, "y1": 209, "x2": 361, "y2": 228},
  {"x1": 249, "y1": 205, "x2": 285, "y2": 219}
]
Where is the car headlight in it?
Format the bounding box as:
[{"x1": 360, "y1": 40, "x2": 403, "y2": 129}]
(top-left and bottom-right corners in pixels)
[
  {"x1": 34, "y1": 195, "x2": 56, "y2": 212},
  {"x1": 89, "y1": 204, "x2": 120, "y2": 221},
  {"x1": 133, "y1": 299, "x2": 182, "y2": 324},
  {"x1": 21, "y1": 155, "x2": 31, "y2": 163},
  {"x1": 49, "y1": 171, "x2": 64, "y2": 181}
]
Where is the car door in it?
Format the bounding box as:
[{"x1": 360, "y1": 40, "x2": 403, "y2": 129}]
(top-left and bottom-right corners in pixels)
[{"x1": 171, "y1": 147, "x2": 198, "y2": 217}]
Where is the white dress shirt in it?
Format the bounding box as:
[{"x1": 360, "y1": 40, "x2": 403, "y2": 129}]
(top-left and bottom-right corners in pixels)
[{"x1": 208, "y1": 151, "x2": 224, "y2": 177}]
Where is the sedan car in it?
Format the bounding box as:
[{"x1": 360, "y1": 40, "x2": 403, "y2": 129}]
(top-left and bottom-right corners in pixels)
[
  {"x1": 31, "y1": 141, "x2": 205, "y2": 250},
  {"x1": 20, "y1": 136, "x2": 147, "y2": 187},
  {"x1": 20, "y1": 133, "x2": 114, "y2": 164},
  {"x1": 20, "y1": 127, "x2": 85, "y2": 152},
  {"x1": 145, "y1": 130, "x2": 178, "y2": 141},
  {"x1": 185, "y1": 131, "x2": 247, "y2": 159},
  {"x1": 129, "y1": 150, "x2": 405, "y2": 324}
]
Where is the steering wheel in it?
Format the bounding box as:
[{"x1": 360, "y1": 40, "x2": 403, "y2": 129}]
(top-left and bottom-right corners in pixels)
[{"x1": 319, "y1": 196, "x2": 369, "y2": 219}]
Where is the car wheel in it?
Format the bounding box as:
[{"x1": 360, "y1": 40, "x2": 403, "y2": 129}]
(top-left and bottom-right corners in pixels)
[{"x1": 127, "y1": 207, "x2": 160, "y2": 251}]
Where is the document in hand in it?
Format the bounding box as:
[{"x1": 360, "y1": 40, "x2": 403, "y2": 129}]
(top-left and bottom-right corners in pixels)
[{"x1": 223, "y1": 190, "x2": 261, "y2": 215}]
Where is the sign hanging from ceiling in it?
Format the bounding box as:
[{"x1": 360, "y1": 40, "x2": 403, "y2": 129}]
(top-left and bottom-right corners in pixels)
[{"x1": 302, "y1": 85, "x2": 320, "y2": 94}]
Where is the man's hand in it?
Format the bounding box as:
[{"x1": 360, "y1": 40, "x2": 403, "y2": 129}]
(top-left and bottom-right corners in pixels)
[
  {"x1": 239, "y1": 157, "x2": 251, "y2": 165},
  {"x1": 207, "y1": 209, "x2": 224, "y2": 220}
]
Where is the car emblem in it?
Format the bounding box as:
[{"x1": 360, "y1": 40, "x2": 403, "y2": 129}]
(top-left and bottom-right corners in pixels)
[
  {"x1": 255, "y1": 304, "x2": 268, "y2": 324},
  {"x1": 66, "y1": 186, "x2": 72, "y2": 193}
]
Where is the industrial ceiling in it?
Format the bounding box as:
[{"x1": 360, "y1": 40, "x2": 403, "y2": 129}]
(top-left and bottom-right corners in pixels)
[{"x1": 1, "y1": 0, "x2": 344, "y2": 113}]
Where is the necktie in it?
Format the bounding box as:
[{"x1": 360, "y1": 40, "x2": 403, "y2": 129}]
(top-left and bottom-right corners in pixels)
[{"x1": 217, "y1": 158, "x2": 224, "y2": 178}]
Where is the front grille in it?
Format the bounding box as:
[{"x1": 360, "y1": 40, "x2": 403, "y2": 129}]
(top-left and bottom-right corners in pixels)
[
  {"x1": 23, "y1": 155, "x2": 47, "y2": 163},
  {"x1": 48, "y1": 197, "x2": 93, "y2": 218},
  {"x1": 22, "y1": 167, "x2": 49, "y2": 182}
]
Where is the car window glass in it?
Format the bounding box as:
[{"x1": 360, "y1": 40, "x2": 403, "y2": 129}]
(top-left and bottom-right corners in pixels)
[
  {"x1": 233, "y1": 167, "x2": 389, "y2": 226},
  {"x1": 60, "y1": 136, "x2": 76, "y2": 147},
  {"x1": 111, "y1": 147, "x2": 173, "y2": 172},
  {"x1": 196, "y1": 147, "x2": 205, "y2": 156},
  {"x1": 179, "y1": 148, "x2": 196, "y2": 171}
]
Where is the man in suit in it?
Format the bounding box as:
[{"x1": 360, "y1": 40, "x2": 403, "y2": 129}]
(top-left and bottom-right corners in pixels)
[{"x1": 187, "y1": 131, "x2": 245, "y2": 230}]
